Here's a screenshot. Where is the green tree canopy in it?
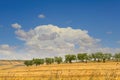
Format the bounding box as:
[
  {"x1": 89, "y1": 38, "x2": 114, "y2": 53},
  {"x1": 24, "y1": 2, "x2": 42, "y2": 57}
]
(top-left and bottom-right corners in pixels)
[
  {"x1": 54, "y1": 56, "x2": 63, "y2": 64},
  {"x1": 33, "y1": 58, "x2": 44, "y2": 66},
  {"x1": 24, "y1": 60, "x2": 33, "y2": 66},
  {"x1": 114, "y1": 53, "x2": 120, "y2": 61},
  {"x1": 77, "y1": 53, "x2": 88, "y2": 62},
  {"x1": 65, "y1": 54, "x2": 76, "y2": 63},
  {"x1": 45, "y1": 58, "x2": 54, "y2": 64}
]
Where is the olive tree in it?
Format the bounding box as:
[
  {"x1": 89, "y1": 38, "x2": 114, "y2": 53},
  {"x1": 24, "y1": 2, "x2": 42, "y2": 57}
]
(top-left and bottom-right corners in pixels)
[
  {"x1": 114, "y1": 53, "x2": 120, "y2": 62},
  {"x1": 77, "y1": 53, "x2": 88, "y2": 63},
  {"x1": 102, "y1": 53, "x2": 112, "y2": 62},
  {"x1": 65, "y1": 54, "x2": 76, "y2": 63},
  {"x1": 95, "y1": 52, "x2": 103, "y2": 62},
  {"x1": 45, "y1": 58, "x2": 54, "y2": 64},
  {"x1": 54, "y1": 56, "x2": 62, "y2": 64},
  {"x1": 24, "y1": 60, "x2": 33, "y2": 66},
  {"x1": 33, "y1": 58, "x2": 44, "y2": 66}
]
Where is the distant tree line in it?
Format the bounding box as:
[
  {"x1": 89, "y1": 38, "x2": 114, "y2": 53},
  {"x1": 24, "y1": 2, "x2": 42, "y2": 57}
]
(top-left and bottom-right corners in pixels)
[{"x1": 24, "y1": 52, "x2": 120, "y2": 66}]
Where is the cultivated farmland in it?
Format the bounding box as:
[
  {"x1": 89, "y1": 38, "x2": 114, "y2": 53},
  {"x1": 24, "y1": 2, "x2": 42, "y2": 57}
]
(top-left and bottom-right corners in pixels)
[{"x1": 0, "y1": 60, "x2": 120, "y2": 80}]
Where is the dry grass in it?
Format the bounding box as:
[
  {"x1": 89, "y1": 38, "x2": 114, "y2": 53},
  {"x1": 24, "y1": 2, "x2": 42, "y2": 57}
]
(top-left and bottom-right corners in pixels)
[{"x1": 0, "y1": 61, "x2": 120, "y2": 80}]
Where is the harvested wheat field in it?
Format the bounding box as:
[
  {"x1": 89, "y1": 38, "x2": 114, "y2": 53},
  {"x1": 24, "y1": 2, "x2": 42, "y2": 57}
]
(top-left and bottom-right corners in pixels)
[{"x1": 0, "y1": 61, "x2": 120, "y2": 80}]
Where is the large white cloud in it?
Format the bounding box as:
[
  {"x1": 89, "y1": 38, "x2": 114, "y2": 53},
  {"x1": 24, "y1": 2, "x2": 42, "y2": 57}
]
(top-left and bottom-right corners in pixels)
[
  {"x1": 15, "y1": 24, "x2": 100, "y2": 51},
  {"x1": 2, "y1": 24, "x2": 118, "y2": 59},
  {"x1": 12, "y1": 24, "x2": 103, "y2": 58}
]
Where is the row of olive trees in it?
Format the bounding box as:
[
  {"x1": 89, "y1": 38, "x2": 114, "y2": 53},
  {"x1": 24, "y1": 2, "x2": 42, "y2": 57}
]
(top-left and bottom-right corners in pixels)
[
  {"x1": 24, "y1": 56, "x2": 62, "y2": 66},
  {"x1": 77, "y1": 52, "x2": 112, "y2": 63},
  {"x1": 24, "y1": 52, "x2": 120, "y2": 66},
  {"x1": 64, "y1": 52, "x2": 112, "y2": 63}
]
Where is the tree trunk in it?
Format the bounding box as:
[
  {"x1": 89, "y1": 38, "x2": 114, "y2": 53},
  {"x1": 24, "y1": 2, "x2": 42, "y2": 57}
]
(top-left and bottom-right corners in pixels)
[
  {"x1": 94, "y1": 58, "x2": 96, "y2": 62},
  {"x1": 103, "y1": 58, "x2": 105, "y2": 63}
]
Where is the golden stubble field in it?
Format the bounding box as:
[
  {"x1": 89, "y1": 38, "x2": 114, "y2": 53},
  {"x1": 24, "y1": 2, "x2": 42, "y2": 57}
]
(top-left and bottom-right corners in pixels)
[{"x1": 0, "y1": 60, "x2": 120, "y2": 80}]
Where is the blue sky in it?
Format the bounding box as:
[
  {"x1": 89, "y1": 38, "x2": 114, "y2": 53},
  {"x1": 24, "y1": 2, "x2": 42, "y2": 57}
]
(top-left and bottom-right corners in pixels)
[{"x1": 0, "y1": 0, "x2": 120, "y2": 59}]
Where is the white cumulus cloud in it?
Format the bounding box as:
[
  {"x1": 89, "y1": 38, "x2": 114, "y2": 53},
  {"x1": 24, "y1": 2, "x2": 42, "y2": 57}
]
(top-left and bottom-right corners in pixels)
[
  {"x1": 0, "y1": 44, "x2": 14, "y2": 54},
  {"x1": 38, "y1": 14, "x2": 45, "y2": 18},
  {"x1": 2, "y1": 24, "x2": 120, "y2": 59},
  {"x1": 11, "y1": 23, "x2": 21, "y2": 29},
  {"x1": 14, "y1": 24, "x2": 101, "y2": 57},
  {"x1": 0, "y1": 44, "x2": 33, "y2": 60}
]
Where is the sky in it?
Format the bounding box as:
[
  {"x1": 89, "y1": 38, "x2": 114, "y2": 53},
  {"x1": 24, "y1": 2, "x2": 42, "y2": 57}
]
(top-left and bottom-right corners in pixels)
[{"x1": 0, "y1": 0, "x2": 120, "y2": 59}]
